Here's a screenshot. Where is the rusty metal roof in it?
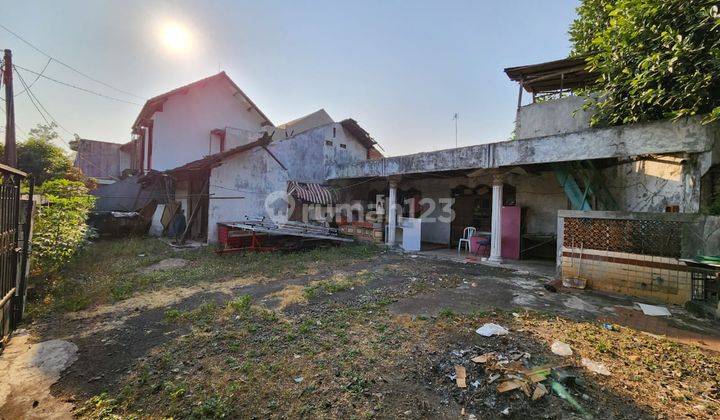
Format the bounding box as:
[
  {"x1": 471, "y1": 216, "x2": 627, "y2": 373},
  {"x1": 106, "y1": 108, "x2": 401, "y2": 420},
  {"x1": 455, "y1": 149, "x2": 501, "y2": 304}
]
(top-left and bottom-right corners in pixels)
[
  {"x1": 165, "y1": 133, "x2": 273, "y2": 178},
  {"x1": 340, "y1": 118, "x2": 377, "y2": 149},
  {"x1": 504, "y1": 56, "x2": 597, "y2": 93}
]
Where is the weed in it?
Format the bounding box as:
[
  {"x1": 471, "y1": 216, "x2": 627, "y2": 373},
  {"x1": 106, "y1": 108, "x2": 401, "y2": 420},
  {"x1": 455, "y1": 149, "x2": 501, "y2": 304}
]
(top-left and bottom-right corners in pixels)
[
  {"x1": 226, "y1": 294, "x2": 252, "y2": 314},
  {"x1": 164, "y1": 309, "x2": 184, "y2": 323},
  {"x1": 192, "y1": 395, "x2": 232, "y2": 418},
  {"x1": 438, "y1": 308, "x2": 456, "y2": 319}
]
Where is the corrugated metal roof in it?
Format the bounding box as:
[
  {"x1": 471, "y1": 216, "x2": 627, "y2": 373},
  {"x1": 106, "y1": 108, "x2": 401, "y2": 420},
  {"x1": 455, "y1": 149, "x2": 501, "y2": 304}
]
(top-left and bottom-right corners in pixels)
[
  {"x1": 165, "y1": 133, "x2": 273, "y2": 177},
  {"x1": 504, "y1": 56, "x2": 597, "y2": 93}
]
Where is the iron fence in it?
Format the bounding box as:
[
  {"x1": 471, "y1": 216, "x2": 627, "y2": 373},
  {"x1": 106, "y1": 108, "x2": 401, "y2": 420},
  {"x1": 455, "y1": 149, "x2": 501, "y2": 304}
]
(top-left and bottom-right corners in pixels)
[{"x1": 0, "y1": 163, "x2": 32, "y2": 345}]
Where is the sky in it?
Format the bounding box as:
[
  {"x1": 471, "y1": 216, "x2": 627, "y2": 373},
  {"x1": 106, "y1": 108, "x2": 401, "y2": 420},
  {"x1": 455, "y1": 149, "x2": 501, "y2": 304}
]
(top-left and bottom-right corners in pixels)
[{"x1": 1, "y1": 0, "x2": 580, "y2": 157}]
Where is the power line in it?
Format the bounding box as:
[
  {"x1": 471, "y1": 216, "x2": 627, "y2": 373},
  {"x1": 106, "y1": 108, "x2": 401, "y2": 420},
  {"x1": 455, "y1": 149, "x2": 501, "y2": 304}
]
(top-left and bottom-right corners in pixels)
[
  {"x1": 12, "y1": 67, "x2": 120, "y2": 180},
  {"x1": 13, "y1": 64, "x2": 142, "y2": 106},
  {"x1": 0, "y1": 22, "x2": 144, "y2": 100},
  {"x1": 14, "y1": 57, "x2": 51, "y2": 97},
  {"x1": 14, "y1": 67, "x2": 50, "y2": 125},
  {"x1": 14, "y1": 65, "x2": 73, "y2": 136}
]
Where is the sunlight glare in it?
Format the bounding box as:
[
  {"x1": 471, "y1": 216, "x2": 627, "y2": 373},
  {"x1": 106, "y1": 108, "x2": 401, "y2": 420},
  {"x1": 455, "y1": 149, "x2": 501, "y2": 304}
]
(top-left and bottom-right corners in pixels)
[{"x1": 160, "y1": 22, "x2": 192, "y2": 53}]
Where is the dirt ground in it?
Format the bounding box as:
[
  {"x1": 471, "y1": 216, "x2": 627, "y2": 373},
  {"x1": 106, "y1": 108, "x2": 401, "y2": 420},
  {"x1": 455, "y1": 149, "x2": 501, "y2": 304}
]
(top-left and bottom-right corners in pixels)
[{"x1": 3, "y1": 238, "x2": 720, "y2": 419}]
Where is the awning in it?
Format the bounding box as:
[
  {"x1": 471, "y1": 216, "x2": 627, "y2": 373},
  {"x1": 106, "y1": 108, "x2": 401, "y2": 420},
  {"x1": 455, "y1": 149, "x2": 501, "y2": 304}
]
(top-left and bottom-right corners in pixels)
[{"x1": 287, "y1": 181, "x2": 337, "y2": 205}]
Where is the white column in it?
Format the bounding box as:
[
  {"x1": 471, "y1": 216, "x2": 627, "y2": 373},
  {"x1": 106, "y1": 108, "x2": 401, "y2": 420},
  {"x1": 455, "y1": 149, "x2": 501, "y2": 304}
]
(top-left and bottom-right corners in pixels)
[
  {"x1": 386, "y1": 181, "x2": 397, "y2": 246},
  {"x1": 489, "y1": 177, "x2": 503, "y2": 263}
]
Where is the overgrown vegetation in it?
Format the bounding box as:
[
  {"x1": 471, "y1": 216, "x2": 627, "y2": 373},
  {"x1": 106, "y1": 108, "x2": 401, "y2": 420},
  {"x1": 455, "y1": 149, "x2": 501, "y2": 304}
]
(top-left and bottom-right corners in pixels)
[
  {"x1": 31, "y1": 179, "x2": 95, "y2": 277},
  {"x1": 570, "y1": 0, "x2": 720, "y2": 126}
]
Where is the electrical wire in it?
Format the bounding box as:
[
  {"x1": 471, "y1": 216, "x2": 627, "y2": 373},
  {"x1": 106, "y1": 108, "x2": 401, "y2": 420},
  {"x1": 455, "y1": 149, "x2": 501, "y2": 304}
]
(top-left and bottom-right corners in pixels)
[
  {"x1": 14, "y1": 65, "x2": 73, "y2": 136},
  {"x1": 13, "y1": 66, "x2": 120, "y2": 180},
  {"x1": 13, "y1": 64, "x2": 141, "y2": 106},
  {"x1": 0, "y1": 22, "x2": 144, "y2": 100},
  {"x1": 14, "y1": 67, "x2": 50, "y2": 125},
  {"x1": 13, "y1": 57, "x2": 51, "y2": 97}
]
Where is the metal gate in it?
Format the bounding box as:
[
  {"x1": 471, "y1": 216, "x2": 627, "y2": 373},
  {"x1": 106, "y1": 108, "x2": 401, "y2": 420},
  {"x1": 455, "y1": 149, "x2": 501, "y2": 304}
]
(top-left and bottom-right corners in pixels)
[{"x1": 0, "y1": 163, "x2": 31, "y2": 344}]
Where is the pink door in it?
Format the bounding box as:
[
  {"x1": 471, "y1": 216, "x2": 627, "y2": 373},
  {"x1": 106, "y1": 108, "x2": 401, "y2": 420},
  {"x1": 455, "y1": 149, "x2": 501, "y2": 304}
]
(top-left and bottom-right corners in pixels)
[{"x1": 501, "y1": 206, "x2": 521, "y2": 260}]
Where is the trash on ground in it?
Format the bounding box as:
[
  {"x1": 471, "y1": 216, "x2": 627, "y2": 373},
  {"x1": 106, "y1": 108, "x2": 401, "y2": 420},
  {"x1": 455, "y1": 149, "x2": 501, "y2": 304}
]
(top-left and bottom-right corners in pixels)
[
  {"x1": 500, "y1": 407, "x2": 510, "y2": 416},
  {"x1": 550, "y1": 380, "x2": 587, "y2": 415},
  {"x1": 471, "y1": 352, "x2": 496, "y2": 363},
  {"x1": 293, "y1": 376, "x2": 304, "y2": 383},
  {"x1": 532, "y1": 383, "x2": 548, "y2": 400},
  {"x1": 454, "y1": 365, "x2": 467, "y2": 388},
  {"x1": 497, "y1": 379, "x2": 525, "y2": 393},
  {"x1": 581, "y1": 358, "x2": 611, "y2": 376},
  {"x1": 522, "y1": 365, "x2": 552, "y2": 383},
  {"x1": 475, "y1": 323, "x2": 509, "y2": 337},
  {"x1": 601, "y1": 323, "x2": 618, "y2": 331},
  {"x1": 550, "y1": 340, "x2": 573, "y2": 357},
  {"x1": 636, "y1": 303, "x2": 671, "y2": 317}
]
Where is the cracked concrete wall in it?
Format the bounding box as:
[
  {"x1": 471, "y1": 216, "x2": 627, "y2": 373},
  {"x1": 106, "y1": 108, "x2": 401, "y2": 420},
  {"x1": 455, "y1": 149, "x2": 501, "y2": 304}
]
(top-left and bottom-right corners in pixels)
[
  {"x1": 206, "y1": 124, "x2": 368, "y2": 243},
  {"x1": 329, "y1": 116, "x2": 718, "y2": 180},
  {"x1": 208, "y1": 146, "x2": 290, "y2": 243},
  {"x1": 601, "y1": 156, "x2": 696, "y2": 212},
  {"x1": 515, "y1": 95, "x2": 592, "y2": 140}
]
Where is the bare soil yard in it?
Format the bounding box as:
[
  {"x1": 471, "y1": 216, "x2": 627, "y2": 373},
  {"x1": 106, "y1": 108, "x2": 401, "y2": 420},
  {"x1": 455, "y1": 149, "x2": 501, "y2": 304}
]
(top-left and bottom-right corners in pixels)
[{"x1": 5, "y1": 238, "x2": 720, "y2": 419}]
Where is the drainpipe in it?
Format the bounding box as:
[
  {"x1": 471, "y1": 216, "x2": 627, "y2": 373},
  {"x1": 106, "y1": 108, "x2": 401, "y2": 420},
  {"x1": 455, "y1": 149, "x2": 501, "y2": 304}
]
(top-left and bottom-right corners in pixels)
[{"x1": 489, "y1": 176, "x2": 504, "y2": 263}]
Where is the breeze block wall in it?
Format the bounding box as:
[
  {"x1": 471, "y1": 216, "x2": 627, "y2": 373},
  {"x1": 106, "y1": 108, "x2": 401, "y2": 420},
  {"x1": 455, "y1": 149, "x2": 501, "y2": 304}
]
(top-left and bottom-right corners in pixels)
[{"x1": 557, "y1": 211, "x2": 720, "y2": 306}]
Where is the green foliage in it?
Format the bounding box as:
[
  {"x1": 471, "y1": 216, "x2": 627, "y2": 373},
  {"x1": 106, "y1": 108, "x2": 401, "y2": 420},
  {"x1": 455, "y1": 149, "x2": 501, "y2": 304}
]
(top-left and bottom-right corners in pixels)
[
  {"x1": 570, "y1": 0, "x2": 720, "y2": 126},
  {"x1": 227, "y1": 294, "x2": 252, "y2": 315},
  {"x1": 17, "y1": 123, "x2": 73, "y2": 184},
  {"x1": 32, "y1": 178, "x2": 95, "y2": 275}
]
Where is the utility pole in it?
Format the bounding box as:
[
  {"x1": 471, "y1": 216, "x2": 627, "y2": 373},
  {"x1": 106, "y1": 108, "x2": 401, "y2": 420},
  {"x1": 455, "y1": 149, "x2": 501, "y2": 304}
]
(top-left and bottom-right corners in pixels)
[{"x1": 3, "y1": 49, "x2": 16, "y2": 166}]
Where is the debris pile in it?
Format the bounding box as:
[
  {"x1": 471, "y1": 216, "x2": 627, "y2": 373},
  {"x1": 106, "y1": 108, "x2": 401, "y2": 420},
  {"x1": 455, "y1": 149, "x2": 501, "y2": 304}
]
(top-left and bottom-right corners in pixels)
[{"x1": 434, "y1": 331, "x2": 601, "y2": 418}]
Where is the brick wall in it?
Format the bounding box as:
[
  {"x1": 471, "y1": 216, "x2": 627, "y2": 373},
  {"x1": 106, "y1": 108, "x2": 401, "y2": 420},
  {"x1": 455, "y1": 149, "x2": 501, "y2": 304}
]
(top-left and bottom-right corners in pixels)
[
  {"x1": 560, "y1": 248, "x2": 692, "y2": 304},
  {"x1": 557, "y1": 211, "x2": 720, "y2": 306}
]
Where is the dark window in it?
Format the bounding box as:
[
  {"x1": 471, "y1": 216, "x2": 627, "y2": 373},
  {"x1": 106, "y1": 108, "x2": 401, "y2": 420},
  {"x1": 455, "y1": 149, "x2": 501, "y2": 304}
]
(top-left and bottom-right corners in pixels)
[
  {"x1": 665, "y1": 205, "x2": 680, "y2": 213},
  {"x1": 333, "y1": 127, "x2": 336, "y2": 138},
  {"x1": 339, "y1": 144, "x2": 347, "y2": 149},
  {"x1": 325, "y1": 140, "x2": 333, "y2": 146}
]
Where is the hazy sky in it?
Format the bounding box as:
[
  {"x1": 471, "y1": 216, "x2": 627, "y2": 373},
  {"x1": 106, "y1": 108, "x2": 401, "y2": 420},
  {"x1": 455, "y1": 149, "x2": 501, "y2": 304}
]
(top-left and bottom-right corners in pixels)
[{"x1": 1, "y1": 0, "x2": 579, "y2": 156}]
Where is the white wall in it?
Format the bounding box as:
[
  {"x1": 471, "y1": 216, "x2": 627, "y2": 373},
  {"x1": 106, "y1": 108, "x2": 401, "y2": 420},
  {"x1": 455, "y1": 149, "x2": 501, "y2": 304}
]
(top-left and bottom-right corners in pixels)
[
  {"x1": 207, "y1": 147, "x2": 290, "y2": 243},
  {"x1": 150, "y1": 77, "x2": 267, "y2": 171},
  {"x1": 323, "y1": 124, "x2": 368, "y2": 166}
]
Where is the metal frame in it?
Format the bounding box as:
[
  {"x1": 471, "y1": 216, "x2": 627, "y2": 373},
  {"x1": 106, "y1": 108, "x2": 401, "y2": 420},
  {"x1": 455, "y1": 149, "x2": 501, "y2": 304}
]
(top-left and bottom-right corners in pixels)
[{"x1": 0, "y1": 166, "x2": 31, "y2": 345}]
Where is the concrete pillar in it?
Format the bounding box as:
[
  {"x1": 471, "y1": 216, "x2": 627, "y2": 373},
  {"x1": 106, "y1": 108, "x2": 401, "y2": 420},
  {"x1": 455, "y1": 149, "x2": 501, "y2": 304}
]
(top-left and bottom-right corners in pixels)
[
  {"x1": 489, "y1": 177, "x2": 503, "y2": 263},
  {"x1": 387, "y1": 180, "x2": 398, "y2": 246}
]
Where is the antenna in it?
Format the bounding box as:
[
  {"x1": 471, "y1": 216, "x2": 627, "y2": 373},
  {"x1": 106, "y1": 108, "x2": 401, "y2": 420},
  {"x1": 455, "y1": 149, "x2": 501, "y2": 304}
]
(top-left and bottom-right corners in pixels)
[{"x1": 453, "y1": 113, "x2": 459, "y2": 147}]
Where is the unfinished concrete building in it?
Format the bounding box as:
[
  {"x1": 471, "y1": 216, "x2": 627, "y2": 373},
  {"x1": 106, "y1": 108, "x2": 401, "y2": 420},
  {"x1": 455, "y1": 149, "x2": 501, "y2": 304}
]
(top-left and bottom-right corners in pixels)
[{"x1": 328, "y1": 57, "x2": 720, "y2": 312}]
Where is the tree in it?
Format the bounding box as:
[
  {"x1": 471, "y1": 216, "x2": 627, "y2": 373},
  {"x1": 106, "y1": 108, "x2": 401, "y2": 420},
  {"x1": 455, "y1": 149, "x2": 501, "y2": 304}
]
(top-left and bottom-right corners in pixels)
[
  {"x1": 17, "y1": 123, "x2": 73, "y2": 184},
  {"x1": 569, "y1": 0, "x2": 720, "y2": 127}
]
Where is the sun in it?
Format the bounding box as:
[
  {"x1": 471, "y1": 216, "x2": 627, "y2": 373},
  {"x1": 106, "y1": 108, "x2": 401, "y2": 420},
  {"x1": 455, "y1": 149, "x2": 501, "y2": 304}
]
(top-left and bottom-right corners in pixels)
[{"x1": 160, "y1": 22, "x2": 192, "y2": 53}]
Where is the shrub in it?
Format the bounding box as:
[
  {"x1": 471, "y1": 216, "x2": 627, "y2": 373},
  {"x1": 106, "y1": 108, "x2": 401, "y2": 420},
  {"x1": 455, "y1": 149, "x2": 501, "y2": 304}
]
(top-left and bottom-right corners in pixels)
[
  {"x1": 32, "y1": 179, "x2": 95, "y2": 276},
  {"x1": 570, "y1": 0, "x2": 720, "y2": 126}
]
